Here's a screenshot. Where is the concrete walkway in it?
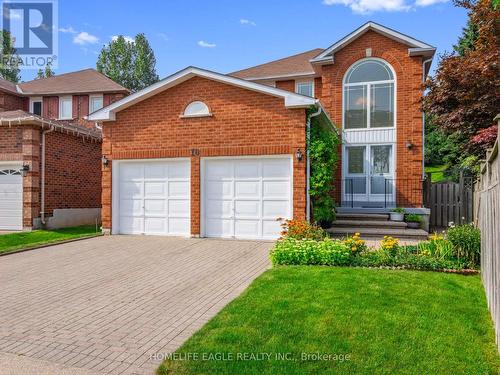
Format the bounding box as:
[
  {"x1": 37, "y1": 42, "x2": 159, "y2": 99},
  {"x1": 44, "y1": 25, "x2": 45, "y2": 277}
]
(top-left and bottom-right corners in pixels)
[{"x1": 0, "y1": 236, "x2": 272, "y2": 375}]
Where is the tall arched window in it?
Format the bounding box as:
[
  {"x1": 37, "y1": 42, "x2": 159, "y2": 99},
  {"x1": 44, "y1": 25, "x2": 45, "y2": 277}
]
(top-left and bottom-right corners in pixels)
[{"x1": 344, "y1": 59, "x2": 395, "y2": 129}]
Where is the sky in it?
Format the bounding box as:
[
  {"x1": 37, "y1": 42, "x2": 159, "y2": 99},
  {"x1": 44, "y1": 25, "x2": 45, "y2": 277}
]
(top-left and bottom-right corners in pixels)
[{"x1": 20, "y1": 0, "x2": 469, "y2": 81}]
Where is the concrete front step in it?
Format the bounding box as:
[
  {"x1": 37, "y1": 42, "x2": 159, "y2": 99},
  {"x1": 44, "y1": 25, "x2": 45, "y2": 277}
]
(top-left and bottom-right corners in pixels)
[
  {"x1": 327, "y1": 226, "x2": 429, "y2": 240},
  {"x1": 332, "y1": 220, "x2": 407, "y2": 229},
  {"x1": 336, "y1": 213, "x2": 389, "y2": 221}
]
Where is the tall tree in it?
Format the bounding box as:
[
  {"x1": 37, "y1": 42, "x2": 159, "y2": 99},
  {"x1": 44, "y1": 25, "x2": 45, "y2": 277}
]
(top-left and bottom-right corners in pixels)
[
  {"x1": 97, "y1": 34, "x2": 159, "y2": 92},
  {"x1": 423, "y1": 0, "x2": 499, "y2": 167},
  {"x1": 0, "y1": 30, "x2": 20, "y2": 83}
]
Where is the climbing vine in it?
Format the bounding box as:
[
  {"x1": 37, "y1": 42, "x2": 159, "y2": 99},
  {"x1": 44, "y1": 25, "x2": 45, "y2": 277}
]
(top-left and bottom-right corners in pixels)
[{"x1": 307, "y1": 107, "x2": 340, "y2": 227}]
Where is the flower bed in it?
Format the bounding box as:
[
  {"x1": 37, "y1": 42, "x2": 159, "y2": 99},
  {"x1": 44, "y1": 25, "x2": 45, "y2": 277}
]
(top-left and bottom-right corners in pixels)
[{"x1": 271, "y1": 220, "x2": 480, "y2": 274}]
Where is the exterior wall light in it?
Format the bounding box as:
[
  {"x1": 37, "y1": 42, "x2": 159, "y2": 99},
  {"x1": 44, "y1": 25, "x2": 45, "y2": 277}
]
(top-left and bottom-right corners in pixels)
[
  {"x1": 22, "y1": 164, "x2": 30, "y2": 177},
  {"x1": 102, "y1": 155, "x2": 109, "y2": 167},
  {"x1": 406, "y1": 141, "x2": 414, "y2": 150},
  {"x1": 296, "y1": 148, "x2": 303, "y2": 162}
]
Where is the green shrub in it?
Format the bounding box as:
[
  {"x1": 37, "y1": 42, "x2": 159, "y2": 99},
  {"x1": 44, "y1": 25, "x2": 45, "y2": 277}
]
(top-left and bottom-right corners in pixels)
[
  {"x1": 270, "y1": 238, "x2": 351, "y2": 266},
  {"x1": 447, "y1": 224, "x2": 481, "y2": 267},
  {"x1": 417, "y1": 234, "x2": 454, "y2": 261},
  {"x1": 279, "y1": 219, "x2": 327, "y2": 241},
  {"x1": 405, "y1": 214, "x2": 422, "y2": 223},
  {"x1": 392, "y1": 207, "x2": 405, "y2": 213}
]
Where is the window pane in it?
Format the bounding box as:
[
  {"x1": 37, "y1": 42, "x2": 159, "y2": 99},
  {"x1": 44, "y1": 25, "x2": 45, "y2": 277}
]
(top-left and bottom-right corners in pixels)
[
  {"x1": 347, "y1": 61, "x2": 393, "y2": 83},
  {"x1": 371, "y1": 83, "x2": 394, "y2": 128},
  {"x1": 32, "y1": 102, "x2": 42, "y2": 116},
  {"x1": 90, "y1": 97, "x2": 103, "y2": 112},
  {"x1": 345, "y1": 177, "x2": 366, "y2": 194},
  {"x1": 296, "y1": 82, "x2": 313, "y2": 97},
  {"x1": 345, "y1": 85, "x2": 367, "y2": 129},
  {"x1": 347, "y1": 146, "x2": 365, "y2": 174},
  {"x1": 60, "y1": 99, "x2": 72, "y2": 119},
  {"x1": 371, "y1": 145, "x2": 391, "y2": 174},
  {"x1": 371, "y1": 176, "x2": 393, "y2": 194}
]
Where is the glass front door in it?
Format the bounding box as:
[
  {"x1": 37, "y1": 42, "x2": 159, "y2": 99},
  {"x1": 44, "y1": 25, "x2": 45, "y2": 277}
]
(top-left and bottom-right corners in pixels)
[{"x1": 343, "y1": 144, "x2": 395, "y2": 207}]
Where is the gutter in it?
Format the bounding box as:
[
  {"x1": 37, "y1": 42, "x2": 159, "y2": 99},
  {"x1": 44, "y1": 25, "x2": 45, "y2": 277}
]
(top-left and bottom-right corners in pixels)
[{"x1": 40, "y1": 127, "x2": 54, "y2": 225}]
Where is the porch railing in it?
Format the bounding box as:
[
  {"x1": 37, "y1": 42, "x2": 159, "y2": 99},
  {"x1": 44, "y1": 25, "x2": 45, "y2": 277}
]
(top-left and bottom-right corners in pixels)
[{"x1": 341, "y1": 178, "x2": 425, "y2": 209}]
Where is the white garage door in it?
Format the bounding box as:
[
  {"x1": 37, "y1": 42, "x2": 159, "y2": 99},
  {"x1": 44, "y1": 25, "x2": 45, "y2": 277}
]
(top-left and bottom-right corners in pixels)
[
  {"x1": 203, "y1": 157, "x2": 292, "y2": 240},
  {"x1": 0, "y1": 166, "x2": 23, "y2": 230},
  {"x1": 116, "y1": 160, "x2": 190, "y2": 235}
]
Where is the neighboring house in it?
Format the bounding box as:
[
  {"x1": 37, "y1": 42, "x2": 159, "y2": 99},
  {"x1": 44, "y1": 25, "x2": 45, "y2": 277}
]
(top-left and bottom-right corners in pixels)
[
  {"x1": 0, "y1": 69, "x2": 129, "y2": 231},
  {"x1": 88, "y1": 22, "x2": 435, "y2": 240}
]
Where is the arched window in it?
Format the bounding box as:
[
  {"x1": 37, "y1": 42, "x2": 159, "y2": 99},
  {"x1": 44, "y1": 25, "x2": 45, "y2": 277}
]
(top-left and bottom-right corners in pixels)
[
  {"x1": 183, "y1": 101, "x2": 211, "y2": 117},
  {"x1": 344, "y1": 59, "x2": 395, "y2": 129}
]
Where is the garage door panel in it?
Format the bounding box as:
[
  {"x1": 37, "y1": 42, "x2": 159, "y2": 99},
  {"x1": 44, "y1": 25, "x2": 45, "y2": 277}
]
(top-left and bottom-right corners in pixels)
[
  {"x1": 235, "y1": 181, "x2": 260, "y2": 198},
  {"x1": 168, "y1": 200, "x2": 190, "y2": 217},
  {"x1": 206, "y1": 162, "x2": 232, "y2": 179},
  {"x1": 205, "y1": 219, "x2": 232, "y2": 237},
  {"x1": 206, "y1": 181, "x2": 232, "y2": 198},
  {"x1": 263, "y1": 181, "x2": 289, "y2": 198},
  {"x1": 263, "y1": 159, "x2": 290, "y2": 178},
  {"x1": 169, "y1": 181, "x2": 190, "y2": 197},
  {"x1": 235, "y1": 220, "x2": 260, "y2": 238},
  {"x1": 206, "y1": 200, "x2": 232, "y2": 218},
  {"x1": 263, "y1": 200, "x2": 289, "y2": 217},
  {"x1": 234, "y1": 161, "x2": 260, "y2": 178},
  {"x1": 263, "y1": 220, "x2": 282, "y2": 238},
  {"x1": 120, "y1": 182, "x2": 143, "y2": 198},
  {"x1": 235, "y1": 200, "x2": 259, "y2": 217},
  {"x1": 117, "y1": 160, "x2": 190, "y2": 236},
  {"x1": 144, "y1": 182, "x2": 166, "y2": 197},
  {"x1": 0, "y1": 199, "x2": 22, "y2": 210}
]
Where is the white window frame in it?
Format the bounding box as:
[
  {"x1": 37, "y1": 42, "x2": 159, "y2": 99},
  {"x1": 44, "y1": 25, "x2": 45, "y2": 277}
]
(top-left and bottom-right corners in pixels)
[
  {"x1": 342, "y1": 58, "x2": 396, "y2": 131},
  {"x1": 58, "y1": 96, "x2": 73, "y2": 120},
  {"x1": 29, "y1": 97, "x2": 43, "y2": 116},
  {"x1": 295, "y1": 80, "x2": 314, "y2": 97},
  {"x1": 180, "y1": 101, "x2": 212, "y2": 118},
  {"x1": 89, "y1": 94, "x2": 104, "y2": 114}
]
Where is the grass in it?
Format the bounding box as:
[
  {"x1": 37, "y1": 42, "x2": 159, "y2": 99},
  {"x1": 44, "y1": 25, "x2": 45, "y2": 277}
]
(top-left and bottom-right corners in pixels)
[
  {"x1": 159, "y1": 267, "x2": 500, "y2": 375},
  {"x1": 425, "y1": 165, "x2": 448, "y2": 183},
  {"x1": 0, "y1": 225, "x2": 100, "y2": 254}
]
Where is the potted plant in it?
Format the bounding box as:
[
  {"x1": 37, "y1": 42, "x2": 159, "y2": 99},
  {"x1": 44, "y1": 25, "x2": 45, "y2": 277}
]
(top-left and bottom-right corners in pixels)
[
  {"x1": 390, "y1": 207, "x2": 405, "y2": 222},
  {"x1": 405, "y1": 214, "x2": 422, "y2": 229}
]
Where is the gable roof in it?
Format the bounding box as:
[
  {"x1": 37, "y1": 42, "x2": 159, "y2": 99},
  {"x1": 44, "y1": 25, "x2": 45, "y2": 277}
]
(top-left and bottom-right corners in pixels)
[
  {"x1": 18, "y1": 69, "x2": 129, "y2": 95},
  {"x1": 0, "y1": 78, "x2": 20, "y2": 95},
  {"x1": 230, "y1": 48, "x2": 323, "y2": 81},
  {"x1": 87, "y1": 66, "x2": 317, "y2": 121},
  {"x1": 311, "y1": 21, "x2": 435, "y2": 64}
]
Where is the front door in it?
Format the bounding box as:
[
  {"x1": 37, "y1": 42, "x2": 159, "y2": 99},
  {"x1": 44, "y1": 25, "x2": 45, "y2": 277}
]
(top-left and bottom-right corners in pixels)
[{"x1": 343, "y1": 144, "x2": 395, "y2": 208}]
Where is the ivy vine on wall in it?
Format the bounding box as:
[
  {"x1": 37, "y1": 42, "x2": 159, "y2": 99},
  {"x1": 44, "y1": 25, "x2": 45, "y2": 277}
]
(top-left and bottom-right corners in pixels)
[{"x1": 307, "y1": 107, "x2": 340, "y2": 227}]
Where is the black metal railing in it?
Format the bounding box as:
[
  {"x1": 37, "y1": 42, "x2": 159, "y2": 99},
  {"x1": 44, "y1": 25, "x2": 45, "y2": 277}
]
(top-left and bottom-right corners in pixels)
[{"x1": 340, "y1": 178, "x2": 425, "y2": 209}]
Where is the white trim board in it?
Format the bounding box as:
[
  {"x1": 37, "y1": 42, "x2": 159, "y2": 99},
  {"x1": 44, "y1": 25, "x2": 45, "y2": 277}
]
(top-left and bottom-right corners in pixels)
[{"x1": 88, "y1": 67, "x2": 318, "y2": 121}]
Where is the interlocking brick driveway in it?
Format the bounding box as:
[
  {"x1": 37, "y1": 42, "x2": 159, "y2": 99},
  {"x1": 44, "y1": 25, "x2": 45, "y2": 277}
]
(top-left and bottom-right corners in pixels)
[{"x1": 0, "y1": 236, "x2": 272, "y2": 375}]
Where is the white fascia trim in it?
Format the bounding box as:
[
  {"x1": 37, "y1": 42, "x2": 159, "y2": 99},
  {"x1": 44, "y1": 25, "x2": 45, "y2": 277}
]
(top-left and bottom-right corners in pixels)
[
  {"x1": 311, "y1": 21, "x2": 434, "y2": 63},
  {"x1": 408, "y1": 47, "x2": 436, "y2": 57},
  {"x1": 88, "y1": 67, "x2": 317, "y2": 121}
]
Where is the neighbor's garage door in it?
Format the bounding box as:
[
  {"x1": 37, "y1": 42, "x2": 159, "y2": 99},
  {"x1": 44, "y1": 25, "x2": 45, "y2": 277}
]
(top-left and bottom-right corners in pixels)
[
  {"x1": 116, "y1": 159, "x2": 190, "y2": 235},
  {"x1": 203, "y1": 157, "x2": 292, "y2": 240},
  {"x1": 0, "y1": 166, "x2": 23, "y2": 230}
]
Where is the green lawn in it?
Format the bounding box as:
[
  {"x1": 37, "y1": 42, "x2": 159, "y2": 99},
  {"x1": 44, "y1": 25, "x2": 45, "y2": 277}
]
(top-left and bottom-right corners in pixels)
[
  {"x1": 425, "y1": 165, "x2": 448, "y2": 183},
  {"x1": 160, "y1": 267, "x2": 500, "y2": 375},
  {"x1": 0, "y1": 225, "x2": 100, "y2": 254}
]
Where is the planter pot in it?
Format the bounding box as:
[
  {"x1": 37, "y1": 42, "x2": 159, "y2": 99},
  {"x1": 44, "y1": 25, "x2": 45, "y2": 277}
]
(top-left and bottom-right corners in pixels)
[
  {"x1": 389, "y1": 212, "x2": 404, "y2": 222},
  {"x1": 407, "y1": 222, "x2": 420, "y2": 229}
]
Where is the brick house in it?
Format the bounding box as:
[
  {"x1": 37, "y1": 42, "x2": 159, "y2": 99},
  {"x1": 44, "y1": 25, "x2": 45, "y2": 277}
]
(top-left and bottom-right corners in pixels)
[
  {"x1": 0, "y1": 69, "x2": 128, "y2": 230},
  {"x1": 88, "y1": 22, "x2": 435, "y2": 239}
]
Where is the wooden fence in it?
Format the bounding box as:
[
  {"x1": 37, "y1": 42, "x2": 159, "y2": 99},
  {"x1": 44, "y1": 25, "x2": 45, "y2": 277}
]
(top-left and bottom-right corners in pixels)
[
  {"x1": 475, "y1": 137, "x2": 499, "y2": 351},
  {"x1": 425, "y1": 174, "x2": 474, "y2": 230}
]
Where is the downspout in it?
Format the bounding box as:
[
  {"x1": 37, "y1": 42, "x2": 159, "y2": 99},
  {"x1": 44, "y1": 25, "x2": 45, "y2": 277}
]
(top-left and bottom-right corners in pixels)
[
  {"x1": 307, "y1": 104, "x2": 323, "y2": 221},
  {"x1": 422, "y1": 57, "x2": 433, "y2": 179},
  {"x1": 40, "y1": 127, "x2": 54, "y2": 225}
]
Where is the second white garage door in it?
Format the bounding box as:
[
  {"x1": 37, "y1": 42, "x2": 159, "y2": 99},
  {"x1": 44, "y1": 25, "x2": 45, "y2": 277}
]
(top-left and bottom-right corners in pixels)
[
  {"x1": 202, "y1": 156, "x2": 292, "y2": 240},
  {"x1": 116, "y1": 159, "x2": 190, "y2": 235},
  {"x1": 0, "y1": 166, "x2": 23, "y2": 231}
]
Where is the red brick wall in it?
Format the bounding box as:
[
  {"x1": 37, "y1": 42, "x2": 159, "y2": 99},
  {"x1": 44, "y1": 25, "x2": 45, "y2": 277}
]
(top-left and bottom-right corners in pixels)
[
  {"x1": 318, "y1": 30, "x2": 424, "y2": 207},
  {"x1": 44, "y1": 131, "x2": 102, "y2": 215},
  {"x1": 275, "y1": 80, "x2": 295, "y2": 92},
  {"x1": 101, "y1": 76, "x2": 307, "y2": 234},
  {"x1": 0, "y1": 92, "x2": 23, "y2": 112},
  {"x1": 104, "y1": 93, "x2": 126, "y2": 106},
  {"x1": 0, "y1": 127, "x2": 23, "y2": 158}
]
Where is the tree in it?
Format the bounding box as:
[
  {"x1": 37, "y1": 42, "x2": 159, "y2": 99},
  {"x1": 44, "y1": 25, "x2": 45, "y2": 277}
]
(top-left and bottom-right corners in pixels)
[
  {"x1": 36, "y1": 62, "x2": 55, "y2": 79},
  {"x1": 97, "y1": 34, "x2": 159, "y2": 92},
  {"x1": 0, "y1": 30, "x2": 20, "y2": 83},
  {"x1": 423, "y1": 0, "x2": 499, "y2": 168}
]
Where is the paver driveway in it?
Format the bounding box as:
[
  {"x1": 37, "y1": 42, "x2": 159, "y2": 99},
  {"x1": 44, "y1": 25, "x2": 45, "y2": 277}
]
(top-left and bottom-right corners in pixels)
[{"x1": 0, "y1": 236, "x2": 272, "y2": 375}]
